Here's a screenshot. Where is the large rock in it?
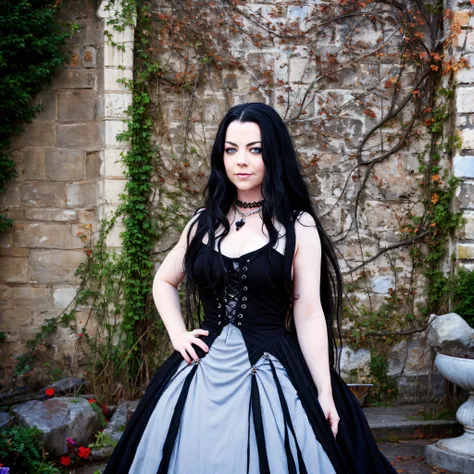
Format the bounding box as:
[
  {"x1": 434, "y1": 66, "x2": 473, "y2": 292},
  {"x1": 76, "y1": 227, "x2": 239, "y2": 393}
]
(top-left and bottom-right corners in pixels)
[
  {"x1": 102, "y1": 399, "x2": 140, "y2": 442},
  {"x1": 427, "y1": 313, "x2": 474, "y2": 353},
  {"x1": 12, "y1": 397, "x2": 99, "y2": 455},
  {"x1": 0, "y1": 412, "x2": 13, "y2": 428}
]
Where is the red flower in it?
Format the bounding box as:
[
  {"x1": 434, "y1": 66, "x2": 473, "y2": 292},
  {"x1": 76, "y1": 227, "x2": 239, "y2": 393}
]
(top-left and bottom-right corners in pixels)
[
  {"x1": 88, "y1": 398, "x2": 97, "y2": 404},
  {"x1": 78, "y1": 446, "x2": 91, "y2": 459},
  {"x1": 45, "y1": 388, "x2": 55, "y2": 397},
  {"x1": 60, "y1": 456, "x2": 71, "y2": 466}
]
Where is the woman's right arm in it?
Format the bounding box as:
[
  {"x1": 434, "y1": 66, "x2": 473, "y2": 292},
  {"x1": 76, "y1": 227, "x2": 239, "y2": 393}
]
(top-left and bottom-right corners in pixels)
[{"x1": 152, "y1": 212, "x2": 209, "y2": 363}]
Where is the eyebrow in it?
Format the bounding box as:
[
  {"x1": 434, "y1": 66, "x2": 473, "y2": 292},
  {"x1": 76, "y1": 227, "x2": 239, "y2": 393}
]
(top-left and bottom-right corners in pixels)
[{"x1": 225, "y1": 141, "x2": 262, "y2": 147}]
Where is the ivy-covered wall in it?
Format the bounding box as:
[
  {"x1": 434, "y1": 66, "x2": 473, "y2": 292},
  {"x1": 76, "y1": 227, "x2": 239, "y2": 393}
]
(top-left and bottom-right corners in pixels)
[
  {"x1": 1, "y1": 0, "x2": 473, "y2": 404},
  {"x1": 0, "y1": 0, "x2": 101, "y2": 384}
]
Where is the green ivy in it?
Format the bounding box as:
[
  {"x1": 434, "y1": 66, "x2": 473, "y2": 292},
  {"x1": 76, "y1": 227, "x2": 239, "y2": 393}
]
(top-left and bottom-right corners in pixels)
[
  {"x1": 451, "y1": 268, "x2": 474, "y2": 327},
  {"x1": 369, "y1": 350, "x2": 398, "y2": 401},
  {"x1": 110, "y1": 0, "x2": 159, "y2": 381},
  {"x1": 0, "y1": 425, "x2": 44, "y2": 473},
  {"x1": 0, "y1": 0, "x2": 75, "y2": 231}
]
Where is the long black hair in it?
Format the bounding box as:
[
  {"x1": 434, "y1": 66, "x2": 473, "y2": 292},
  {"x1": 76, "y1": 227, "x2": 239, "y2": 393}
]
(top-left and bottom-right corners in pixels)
[{"x1": 183, "y1": 102, "x2": 343, "y2": 371}]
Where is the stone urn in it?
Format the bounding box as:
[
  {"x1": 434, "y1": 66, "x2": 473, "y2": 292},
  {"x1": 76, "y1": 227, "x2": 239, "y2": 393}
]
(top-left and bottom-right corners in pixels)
[
  {"x1": 346, "y1": 383, "x2": 373, "y2": 406},
  {"x1": 424, "y1": 351, "x2": 474, "y2": 474}
]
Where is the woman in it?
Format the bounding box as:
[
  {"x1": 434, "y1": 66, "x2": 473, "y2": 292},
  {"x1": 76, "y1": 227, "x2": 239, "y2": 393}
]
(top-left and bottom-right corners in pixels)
[{"x1": 103, "y1": 103, "x2": 397, "y2": 473}]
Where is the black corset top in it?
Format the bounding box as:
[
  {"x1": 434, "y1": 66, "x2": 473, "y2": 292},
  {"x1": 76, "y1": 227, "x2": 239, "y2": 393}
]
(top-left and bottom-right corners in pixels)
[{"x1": 192, "y1": 240, "x2": 292, "y2": 339}]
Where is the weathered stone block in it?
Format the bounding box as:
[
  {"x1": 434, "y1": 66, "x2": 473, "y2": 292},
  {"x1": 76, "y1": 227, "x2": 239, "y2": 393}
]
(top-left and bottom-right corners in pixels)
[
  {"x1": 52, "y1": 69, "x2": 96, "y2": 90},
  {"x1": 85, "y1": 151, "x2": 101, "y2": 179},
  {"x1": 101, "y1": 41, "x2": 134, "y2": 68},
  {"x1": 13, "y1": 122, "x2": 56, "y2": 147},
  {"x1": 0, "y1": 257, "x2": 28, "y2": 283},
  {"x1": 0, "y1": 309, "x2": 32, "y2": 332},
  {"x1": 57, "y1": 123, "x2": 101, "y2": 149},
  {"x1": 58, "y1": 91, "x2": 96, "y2": 121},
  {"x1": 339, "y1": 346, "x2": 371, "y2": 380},
  {"x1": 33, "y1": 90, "x2": 58, "y2": 122},
  {"x1": 12, "y1": 286, "x2": 50, "y2": 308},
  {"x1": 13, "y1": 223, "x2": 81, "y2": 249},
  {"x1": 371, "y1": 275, "x2": 395, "y2": 294},
  {"x1": 456, "y1": 87, "x2": 474, "y2": 113},
  {"x1": 45, "y1": 149, "x2": 85, "y2": 181},
  {"x1": 456, "y1": 113, "x2": 469, "y2": 127},
  {"x1": 0, "y1": 248, "x2": 28, "y2": 257},
  {"x1": 5, "y1": 210, "x2": 24, "y2": 221},
  {"x1": 78, "y1": 209, "x2": 96, "y2": 221},
  {"x1": 97, "y1": 93, "x2": 132, "y2": 119},
  {"x1": 99, "y1": 67, "x2": 133, "y2": 92},
  {"x1": 452, "y1": 10, "x2": 471, "y2": 26},
  {"x1": 101, "y1": 120, "x2": 128, "y2": 148},
  {"x1": 82, "y1": 46, "x2": 97, "y2": 68},
  {"x1": 75, "y1": 310, "x2": 99, "y2": 337},
  {"x1": 457, "y1": 243, "x2": 474, "y2": 259},
  {"x1": 30, "y1": 250, "x2": 86, "y2": 283},
  {"x1": 452, "y1": 29, "x2": 474, "y2": 52},
  {"x1": 101, "y1": 148, "x2": 125, "y2": 177},
  {"x1": 104, "y1": 222, "x2": 126, "y2": 247},
  {"x1": 458, "y1": 210, "x2": 474, "y2": 238},
  {"x1": 455, "y1": 54, "x2": 474, "y2": 83},
  {"x1": 31, "y1": 309, "x2": 61, "y2": 328},
  {"x1": 66, "y1": 182, "x2": 98, "y2": 208},
  {"x1": 71, "y1": 18, "x2": 100, "y2": 45},
  {"x1": 0, "y1": 285, "x2": 13, "y2": 309},
  {"x1": 53, "y1": 287, "x2": 77, "y2": 309},
  {"x1": 458, "y1": 180, "x2": 474, "y2": 209},
  {"x1": 20, "y1": 182, "x2": 66, "y2": 208},
  {"x1": 99, "y1": 18, "x2": 134, "y2": 44},
  {"x1": 24, "y1": 209, "x2": 78, "y2": 222},
  {"x1": 453, "y1": 154, "x2": 474, "y2": 177},
  {"x1": 23, "y1": 149, "x2": 46, "y2": 180},
  {"x1": 0, "y1": 230, "x2": 13, "y2": 248},
  {"x1": 99, "y1": 179, "x2": 126, "y2": 205},
  {"x1": 0, "y1": 182, "x2": 20, "y2": 208},
  {"x1": 289, "y1": 56, "x2": 316, "y2": 84}
]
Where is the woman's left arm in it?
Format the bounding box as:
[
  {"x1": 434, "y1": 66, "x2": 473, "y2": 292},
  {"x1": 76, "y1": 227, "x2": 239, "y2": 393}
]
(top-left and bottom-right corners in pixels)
[{"x1": 292, "y1": 211, "x2": 340, "y2": 438}]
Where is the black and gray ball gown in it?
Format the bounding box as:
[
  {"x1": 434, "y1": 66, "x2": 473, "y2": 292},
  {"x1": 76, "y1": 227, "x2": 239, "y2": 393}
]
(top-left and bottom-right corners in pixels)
[{"x1": 104, "y1": 239, "x2": 397, "y2": 474}]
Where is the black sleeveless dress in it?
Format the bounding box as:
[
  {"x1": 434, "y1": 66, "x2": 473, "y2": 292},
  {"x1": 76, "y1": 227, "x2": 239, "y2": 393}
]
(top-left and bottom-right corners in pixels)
[{"x1": 103, "y1": 239, "x2": 397, "y2": 474}]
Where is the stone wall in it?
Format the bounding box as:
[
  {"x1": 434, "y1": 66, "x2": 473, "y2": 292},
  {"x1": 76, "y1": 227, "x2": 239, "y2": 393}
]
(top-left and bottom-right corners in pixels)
[
  {"x1": 451, "y1": 1, "x2": 474, "y2": 267},
  {"x1": 0, "y1": 0, "x2": 101, "y2": 382},
  {"x1": 0, "y1": 0, "x2": 473, "y2": 402}
]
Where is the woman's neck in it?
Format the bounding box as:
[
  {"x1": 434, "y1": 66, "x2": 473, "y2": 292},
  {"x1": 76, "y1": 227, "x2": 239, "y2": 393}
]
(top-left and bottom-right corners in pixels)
[{"x1": 235, "y1": 191, "x2": 264, "y2": 203}]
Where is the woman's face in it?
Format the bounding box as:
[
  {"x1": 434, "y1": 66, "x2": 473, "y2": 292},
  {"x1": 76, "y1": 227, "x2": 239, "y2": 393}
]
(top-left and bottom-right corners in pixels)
[{"x1": 223, "y1": 121, "x2": 265, "y2": 196}]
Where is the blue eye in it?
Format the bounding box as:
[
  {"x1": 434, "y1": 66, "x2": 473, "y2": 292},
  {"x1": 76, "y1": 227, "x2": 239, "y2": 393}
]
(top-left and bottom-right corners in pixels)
[
  {"x1": 225, "y1": 147, "x2": 237, "y2": 154},
  {"x1": 250, "y1": 147, "x2": 262, "y2": 154}
]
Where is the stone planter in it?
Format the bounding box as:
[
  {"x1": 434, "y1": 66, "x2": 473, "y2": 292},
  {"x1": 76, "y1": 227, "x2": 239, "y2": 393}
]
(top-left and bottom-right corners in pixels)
[
  {"x1": 347, "y1": 383, "x2": 373, "y2": 406},
  {"x1": 424, "y1": 352, "x2": 474, "y2": 474}
]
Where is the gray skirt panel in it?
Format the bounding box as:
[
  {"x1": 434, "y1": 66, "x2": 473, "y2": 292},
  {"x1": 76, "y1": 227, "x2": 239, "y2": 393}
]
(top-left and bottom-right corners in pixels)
[{"x1": 129, "y1": 323, "x2": 336, "y2": 474}]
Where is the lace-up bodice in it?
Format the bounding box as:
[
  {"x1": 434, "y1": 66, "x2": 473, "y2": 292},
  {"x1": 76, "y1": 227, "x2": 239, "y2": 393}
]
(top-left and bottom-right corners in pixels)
[{"x1": 193, "y1": 241, "x2": 291, "y2": 348}]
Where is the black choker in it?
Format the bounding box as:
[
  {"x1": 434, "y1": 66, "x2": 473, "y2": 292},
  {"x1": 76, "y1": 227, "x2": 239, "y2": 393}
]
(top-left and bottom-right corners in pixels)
[{"x1": 234, "y1": 198, "x2": 264, "y2": 209}]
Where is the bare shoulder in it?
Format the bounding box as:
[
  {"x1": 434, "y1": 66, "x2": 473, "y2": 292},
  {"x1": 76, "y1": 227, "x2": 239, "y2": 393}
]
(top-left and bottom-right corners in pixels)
[
  {"x1": 294, "y1": 211, "x2": 321, "y2": 255},
  {"x1": 182, "y1": 207, "x2": 205, "y2": 238},
  {"x1": 295, "y1": 210, "x2": 317, "y2": 227}
]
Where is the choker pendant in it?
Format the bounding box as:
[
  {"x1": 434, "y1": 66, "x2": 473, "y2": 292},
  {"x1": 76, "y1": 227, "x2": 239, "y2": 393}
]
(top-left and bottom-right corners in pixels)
[
  {"x1": 236, "y1": 218, "x2": 246, "y2": 231},
  {"x1": 233, "y1": 203, "x2": 262, "y2": 231}
]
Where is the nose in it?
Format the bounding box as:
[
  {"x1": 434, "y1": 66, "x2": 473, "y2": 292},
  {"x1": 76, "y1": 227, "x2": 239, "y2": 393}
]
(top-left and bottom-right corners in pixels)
[{"x1": 236, "y1": 149, "x2": 248, "y2": 166}]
